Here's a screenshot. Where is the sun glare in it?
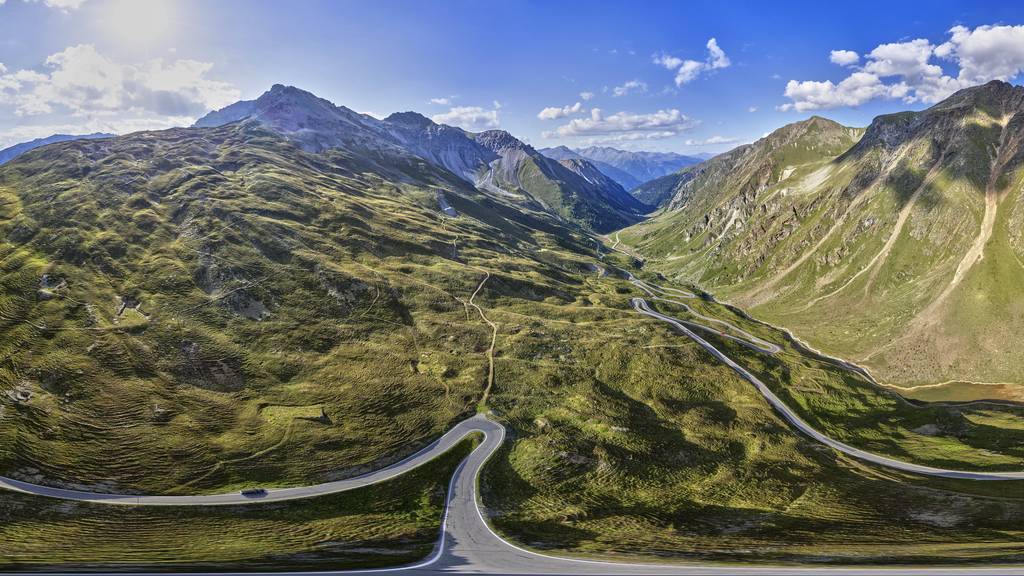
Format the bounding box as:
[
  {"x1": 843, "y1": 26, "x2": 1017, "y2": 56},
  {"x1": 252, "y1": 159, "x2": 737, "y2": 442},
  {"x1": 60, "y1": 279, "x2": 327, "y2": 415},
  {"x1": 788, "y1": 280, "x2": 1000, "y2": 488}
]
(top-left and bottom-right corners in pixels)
[{"x1": 100, "y1": 0, "x2": 179, "y2": 52}]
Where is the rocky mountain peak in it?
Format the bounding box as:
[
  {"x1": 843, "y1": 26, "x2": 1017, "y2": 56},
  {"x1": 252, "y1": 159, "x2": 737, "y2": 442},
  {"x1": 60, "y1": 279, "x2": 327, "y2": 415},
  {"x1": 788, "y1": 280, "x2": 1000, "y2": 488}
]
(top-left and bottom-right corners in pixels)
[
  {"x1": 250, "y1": 85, "x2": 355, "y2": 129},
  {"x1": 541, "y1": 145, "x2": 579, "y2": 159},
  {"x1": 933, "y1": 79, "x2": 1024, "y2": 112},
  {"x1": 384, "y1": 111, "x2": 435, "y2": 129},
  {"x1": 767, "y1": 115, "x2": 850, "y2": 142},
  {"x1": 194, "y1": 84, "x2": 392, "y2": 153},
  {"x1": 474, "y1": 130, "x2": 529, "y2": 152},
  {"x1": 852, "y1": 81, "x2": 1024, "y2": 155}
]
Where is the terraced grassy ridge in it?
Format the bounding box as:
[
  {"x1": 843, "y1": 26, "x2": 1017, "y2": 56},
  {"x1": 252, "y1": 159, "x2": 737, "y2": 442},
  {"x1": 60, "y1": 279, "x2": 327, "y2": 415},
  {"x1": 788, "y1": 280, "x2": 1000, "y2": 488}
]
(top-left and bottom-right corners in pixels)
[{"x1": 623, "y1": 81, "x2": 1024, "y2": 401}]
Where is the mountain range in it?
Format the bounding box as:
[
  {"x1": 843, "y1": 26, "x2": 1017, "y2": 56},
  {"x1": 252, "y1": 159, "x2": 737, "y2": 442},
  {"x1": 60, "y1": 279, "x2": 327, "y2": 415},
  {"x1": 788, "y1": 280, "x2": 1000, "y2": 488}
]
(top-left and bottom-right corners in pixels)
[
  {"x1": 0, "y1": 133, "x2": 114, "y2": 165},
  {"x1": 623, "y1": 80, "x2": 1024, "y2": 399},
  {"x1": 5, "y1": 82, "x2": 1023, "y2": 398},
  {"x1": 539, "y1": 145, "x2": 704, "y2": 192},
  {"x1": 193, "y1": 85, "x2": 646, "y2": 232},
  {"x1": 7, "y1": 82, "x2": 1024, "y2": 397},
  {"x1": 0, "y1": 83, "x2": 608, "y2": 494}
]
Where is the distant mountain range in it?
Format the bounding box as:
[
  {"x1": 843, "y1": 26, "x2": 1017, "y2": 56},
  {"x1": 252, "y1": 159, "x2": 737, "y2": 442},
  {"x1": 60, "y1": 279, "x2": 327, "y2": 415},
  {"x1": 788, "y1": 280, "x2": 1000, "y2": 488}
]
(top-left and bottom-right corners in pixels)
[
  {"x1": 0, "y1": 106, "x2": 712, "y2": 224},
  {"x1": 539, "y1": 145, "x2": 705, "y2": 193},
  {"x1": 193, "y1": 85, "x2": 646, "y2": 231},
  {"x1": 0, "y1": 133, "x2": 114, "y2": 165}
]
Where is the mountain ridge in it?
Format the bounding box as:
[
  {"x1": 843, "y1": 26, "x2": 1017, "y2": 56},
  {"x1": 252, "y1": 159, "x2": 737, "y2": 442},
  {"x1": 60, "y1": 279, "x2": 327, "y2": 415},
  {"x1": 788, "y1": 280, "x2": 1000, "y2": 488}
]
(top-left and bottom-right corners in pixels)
[
  {"x1": 539, "y1": 145, "x2": 704, "y2": 195},
  {"x1": 622, "y1": 80, "x2": 1024, "y2": 400},
  {"x1": 195, "y1": 85, "x2": 644, "y2": 232},
  {"x1": 0, "y1": 132, "x2": 115, "y2": 165}
]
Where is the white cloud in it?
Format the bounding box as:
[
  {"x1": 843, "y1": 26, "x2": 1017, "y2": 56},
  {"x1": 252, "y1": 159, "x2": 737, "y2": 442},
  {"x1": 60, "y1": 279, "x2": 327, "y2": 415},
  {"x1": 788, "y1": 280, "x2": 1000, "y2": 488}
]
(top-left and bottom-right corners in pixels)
[
  {"x1": 612, "y1": 79, "x2": 647, "y2": 97},
  {"x1": 936, "y1": 24, "x2": 1024, "y2": 84},
  {"x1": 537, "y1": 102, "x2": 582, "y2": 120},
  {"x1": 0, "y1": 44, "x2": 239, "y2": 118},
  {"x1": 674, "y1": 60, "x2": 705, "y2": 85},
  {"x1": 429, "y1": 97, "x2": 452, "y2": 105},
  {"x1": 542, "y1": 108, "x2": 699, "y2": 142},
  {"x1": 830, "y1": 50, "x2": 860, "y2": 66},
  {"x1": 863, "y1": 39, "x2": 941, "y2": 80},
  {"x1": 579, "y1": 91, "x2": 595, "y2": 101},
  {"x1": 25, "y1": 0, "x2": 87, "y2": 10},
  {"x1": 653, "y1": 37, "x2": 731, "y2": 86},
  {"x1": 431, "y1": 105, "x2": 500, "y2": 131},
  {"x1": 684, "y1": 135, "x2": 740, "y2": 146},
  {"x1": 652, "y1": 53, "x2": 684, "y2": 70},
  {"x1": 781, "y1": 24, "x2": 1024, "y2": 112},
  {"x1": 706, "y1": 38, "x2": 730, "y2": 69},
  {"x1": 747, "y1": 106, "x2": 758, "y2": 113},
  {"x1": 779, "y1": 72, "x2": 903, "y2": 112}
]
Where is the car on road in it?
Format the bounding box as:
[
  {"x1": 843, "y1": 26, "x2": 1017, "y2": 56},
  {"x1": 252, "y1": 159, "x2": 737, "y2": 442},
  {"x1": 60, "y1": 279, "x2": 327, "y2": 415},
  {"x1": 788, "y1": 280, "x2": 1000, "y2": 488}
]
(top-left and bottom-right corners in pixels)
[{"x1": 241, "y1": 488, "x2": 267, "y2": 497}]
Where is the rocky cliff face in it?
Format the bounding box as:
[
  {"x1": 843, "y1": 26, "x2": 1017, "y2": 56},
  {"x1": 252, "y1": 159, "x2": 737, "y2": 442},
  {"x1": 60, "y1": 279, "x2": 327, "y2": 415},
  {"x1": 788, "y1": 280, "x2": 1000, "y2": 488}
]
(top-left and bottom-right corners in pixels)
[
  {"x1": 384, "y1": 111, "x2": 498, "y2": 182},
  {"x1": 194, "y1": 84, "x2": 397, "y2": 154}
]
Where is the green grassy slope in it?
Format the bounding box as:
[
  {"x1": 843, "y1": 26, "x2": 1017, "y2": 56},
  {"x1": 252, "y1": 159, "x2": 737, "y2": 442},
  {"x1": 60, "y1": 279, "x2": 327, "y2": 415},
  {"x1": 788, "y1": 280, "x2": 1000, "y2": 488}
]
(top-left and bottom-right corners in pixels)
[
  {"x1": 0, "y1": 121, "x2": 594, "y2": 494},
  {"x1": 482, "y1": 264, "x2": 1024, "y2": 565},
  {"x1": 624, "y1": 81, "x2": 1024, "y2": 400}
]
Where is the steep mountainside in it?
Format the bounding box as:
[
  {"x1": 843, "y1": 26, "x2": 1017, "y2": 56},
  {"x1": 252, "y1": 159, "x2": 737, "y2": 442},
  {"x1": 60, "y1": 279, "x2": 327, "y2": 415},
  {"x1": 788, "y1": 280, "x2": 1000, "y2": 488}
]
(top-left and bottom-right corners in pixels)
[
  {"x1": 624, "y1": 81, "x2": 1024, "y2": 398},
  {"x1": 469, "y1": 130, "x2": 647, "y2": 230},
  {"x1": 194, "y1": 87, "x2": 642, "y2": 232},
  {"x1": 0, "y1": 133, "x2": 114, "y2": 165},
  {"x1": 628, "y1": 166, "x2": 701, "y2": 208},
  {"x1": 382, "y1": 111, "x2": 498, "y2": 182}
]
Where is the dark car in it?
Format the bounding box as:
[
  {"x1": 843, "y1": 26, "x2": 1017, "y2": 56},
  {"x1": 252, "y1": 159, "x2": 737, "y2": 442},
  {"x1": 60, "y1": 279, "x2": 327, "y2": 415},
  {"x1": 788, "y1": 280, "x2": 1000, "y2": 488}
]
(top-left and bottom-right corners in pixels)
[{"x1": 241, "y1": 488, "x2": 267, "y2": 497}]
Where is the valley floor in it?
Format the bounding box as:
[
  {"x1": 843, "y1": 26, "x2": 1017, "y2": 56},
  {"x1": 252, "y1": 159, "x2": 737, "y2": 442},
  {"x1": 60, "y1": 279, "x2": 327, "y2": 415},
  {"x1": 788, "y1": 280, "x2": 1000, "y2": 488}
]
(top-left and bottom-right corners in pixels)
[{"x1": 3, "y1": 246, "x2": 1024, "y2": 571}]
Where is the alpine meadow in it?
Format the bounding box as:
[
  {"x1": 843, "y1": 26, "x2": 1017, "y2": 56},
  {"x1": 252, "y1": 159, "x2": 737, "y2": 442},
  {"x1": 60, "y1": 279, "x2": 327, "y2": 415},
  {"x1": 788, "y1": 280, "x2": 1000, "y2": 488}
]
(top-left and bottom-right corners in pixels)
[{"x1": 0, "y1": 1, "x2": 1023, "y2": 574}]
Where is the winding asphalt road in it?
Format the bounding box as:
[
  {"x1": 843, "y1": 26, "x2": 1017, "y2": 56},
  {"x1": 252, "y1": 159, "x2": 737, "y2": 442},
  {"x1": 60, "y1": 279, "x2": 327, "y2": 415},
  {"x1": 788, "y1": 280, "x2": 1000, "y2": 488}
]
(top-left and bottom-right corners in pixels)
[
  {"x1": 629, "y1": 275, "x2": 780, "y2": 354},
  {"x1": 0, "y1": 418, "x2": 492, "y2": 506},
  {"x1": 11, "y1": 414, "x2": 1024, "y2": 575},
  {"x1": 631, "y1": 296, "x2": 1024, "y2": 481}
]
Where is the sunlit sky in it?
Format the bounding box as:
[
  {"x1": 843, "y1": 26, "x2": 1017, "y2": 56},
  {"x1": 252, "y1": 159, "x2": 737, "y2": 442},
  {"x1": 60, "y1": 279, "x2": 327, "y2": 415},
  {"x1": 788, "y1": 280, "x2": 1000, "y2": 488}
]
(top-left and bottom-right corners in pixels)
[{"x1": 1, "y1": 0, "x2": 1022, "y2": 151}]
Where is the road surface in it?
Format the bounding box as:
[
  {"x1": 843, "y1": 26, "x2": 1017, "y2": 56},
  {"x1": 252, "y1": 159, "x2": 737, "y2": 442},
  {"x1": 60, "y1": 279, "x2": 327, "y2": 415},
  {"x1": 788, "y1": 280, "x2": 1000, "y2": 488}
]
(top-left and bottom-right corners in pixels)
[{"x1": 629, "y1": 275, "x2": 780, "y2": 354}]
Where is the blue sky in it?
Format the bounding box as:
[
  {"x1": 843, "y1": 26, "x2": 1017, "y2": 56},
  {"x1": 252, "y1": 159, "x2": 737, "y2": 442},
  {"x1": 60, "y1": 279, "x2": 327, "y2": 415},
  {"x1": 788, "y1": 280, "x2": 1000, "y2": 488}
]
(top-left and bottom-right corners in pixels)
[{"x1": 1, "y1": 0, "x2": 1022, "y2": 151}]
